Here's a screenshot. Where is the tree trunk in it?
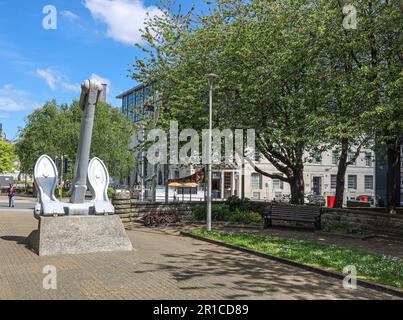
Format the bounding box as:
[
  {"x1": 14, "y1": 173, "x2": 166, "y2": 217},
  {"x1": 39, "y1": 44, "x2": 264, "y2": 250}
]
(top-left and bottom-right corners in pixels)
[
  {"x1": 289, "y1": 168, "x2": 305, "y2": 205},
  {"x1": 334, "y1": 138, "x2": 349, "y2": 208},
  {"x1": 241, "y1": 161, "x2": 245, "y2": 200},
  {"x1": 386, "y1": 137, "x2": 400, "y2": 213},
  {"x1": 164, "y1": 164, "x2": 169, "y2": 203}
]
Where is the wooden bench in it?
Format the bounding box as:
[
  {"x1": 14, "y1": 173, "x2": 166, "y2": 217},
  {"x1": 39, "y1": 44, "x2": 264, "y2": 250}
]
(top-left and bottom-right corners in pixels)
[{"x1": 263, "y1": 204, "x2": 322, "y2": 230}]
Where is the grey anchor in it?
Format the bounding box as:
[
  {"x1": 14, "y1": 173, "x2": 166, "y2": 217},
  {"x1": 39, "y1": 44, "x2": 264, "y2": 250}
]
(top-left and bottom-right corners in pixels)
[
  {"x1": 34, "y1": 155, "x2": 65, "y2": 216},
  {"x1": 28, "y1": 79, "x2": 132, "y2": 256},
  {"x1": 33, "y1": 79, "x2": 115, "y2": 217},
  {"x1": 87, "y1": 157, "x2": 115, "y2": 214}
]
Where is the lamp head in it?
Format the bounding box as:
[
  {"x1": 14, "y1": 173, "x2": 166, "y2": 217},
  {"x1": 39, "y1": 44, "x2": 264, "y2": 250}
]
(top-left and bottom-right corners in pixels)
[{"x1": 206, "y1": 73, "x2": 219, "y2": 83}]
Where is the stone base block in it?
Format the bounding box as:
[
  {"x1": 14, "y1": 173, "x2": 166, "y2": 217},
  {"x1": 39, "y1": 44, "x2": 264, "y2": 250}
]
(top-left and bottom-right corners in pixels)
[{"x1": 27, "y1": 215, "x2": 133, "y2": 256}]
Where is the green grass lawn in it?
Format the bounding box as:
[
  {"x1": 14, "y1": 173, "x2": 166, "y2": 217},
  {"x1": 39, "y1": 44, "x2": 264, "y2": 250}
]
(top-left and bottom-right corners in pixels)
[{"x1": 190, "y1": 229, "x2": 403, "y2": 289}]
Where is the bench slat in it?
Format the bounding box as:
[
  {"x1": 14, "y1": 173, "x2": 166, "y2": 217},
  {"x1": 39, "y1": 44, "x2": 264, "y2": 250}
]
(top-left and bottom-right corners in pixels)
[
  {"x1": 263, "y1": 204, "x2": 322, "y2": 229},
  {"x1": 271, "y1": 212, "x2": 319, "y2": 216},
  {"x1": 271, "y1": 217, "x2": 316, "y2": 222}
]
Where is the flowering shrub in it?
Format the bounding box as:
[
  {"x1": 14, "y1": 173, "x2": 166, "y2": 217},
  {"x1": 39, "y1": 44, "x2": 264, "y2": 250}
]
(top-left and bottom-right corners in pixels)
[{"x1": 143, "y1": 210, "x2": 181, "y2": 227}]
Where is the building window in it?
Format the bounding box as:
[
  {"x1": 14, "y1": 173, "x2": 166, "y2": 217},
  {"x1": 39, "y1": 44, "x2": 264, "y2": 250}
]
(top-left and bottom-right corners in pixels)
[
  {"x1": 348, "y1": 151, "x2": 356, "y2": 166},
  {"x1": 365, "y1": 152, "x2": 373, "y2": 167},
  {"x1": 331, "y1": 175, "x2": 337, "y2": 190},
  {"x1": 364, "y1": 175, "x2": 374, "y2": 190},
  {"x1": 253, "y1": 192, "x2": 261, "y2": 200},
  {"x1": 332, "y1": 151, "x2": 339, "y2": 165},
  {"x1": 224, "y1": 172, "x2": 232, "y2": 189},
  {"x1": 120, "y1": 84, "x2": 155, "y2": 124},
  {"x1": 251, "y1": 173, "x2": 262, "y2": 189},
  {"x1": 273, "y1": 178, "x2": 284, "y2": 190},
  {"x1": 348, "y1": 175, "x2": 357, "y2": 189},
  {"x1": 254, "y1": 151, "x2": 261, "y2": 162},
  {"x1": 312, "y1": 152, "x2": 322, "y2": 164}
]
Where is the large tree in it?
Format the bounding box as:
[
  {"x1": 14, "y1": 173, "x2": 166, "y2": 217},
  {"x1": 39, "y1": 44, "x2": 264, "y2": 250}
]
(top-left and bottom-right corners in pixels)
[
  {"x1": 16, "y1": 100, "x2": 134, "y2": 180},
  {"x1": 360, "y1": 0, "x2": 402, "y2": 212},
  {"x1": 315, "y1": 0, "x2": 402, "y2": 208},
  {"x1": 132, "y1": 0, "x2": 401, "y2": 206},
  {"x1": 133, "y1": 0, "x2": 327, "y2": 204},
  {"x1": 0, "y1": 141, "x2": 17, "y2": 173}
]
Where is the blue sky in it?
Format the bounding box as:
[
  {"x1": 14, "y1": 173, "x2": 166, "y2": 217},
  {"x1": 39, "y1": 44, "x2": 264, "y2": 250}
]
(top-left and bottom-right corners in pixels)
[{"x1": 0, "y1": 0, "x2": 208, "y2": 140}]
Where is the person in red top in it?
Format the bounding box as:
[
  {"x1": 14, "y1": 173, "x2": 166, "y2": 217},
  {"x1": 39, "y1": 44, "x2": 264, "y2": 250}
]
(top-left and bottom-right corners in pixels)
[{"x1": 7, "y1": 184, "x2": 15, "y2": 208}]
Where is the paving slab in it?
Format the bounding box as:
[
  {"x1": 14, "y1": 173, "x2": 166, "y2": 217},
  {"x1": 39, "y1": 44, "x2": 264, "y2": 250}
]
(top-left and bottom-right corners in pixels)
[{"x1": 0, "y1": 205, "x2": 400, "y2": 300}]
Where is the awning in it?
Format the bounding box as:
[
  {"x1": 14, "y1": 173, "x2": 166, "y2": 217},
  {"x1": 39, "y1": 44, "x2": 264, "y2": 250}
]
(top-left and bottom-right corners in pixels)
[
  {"x1": 183, "y1": 182, "x2": 198, "y2": 188},
  {"x1": 168, "y1": 168, "x2": 205, "y2": 186},
  {"x1": 168, "y1": 182, "x2": 182, "y2": 187}
]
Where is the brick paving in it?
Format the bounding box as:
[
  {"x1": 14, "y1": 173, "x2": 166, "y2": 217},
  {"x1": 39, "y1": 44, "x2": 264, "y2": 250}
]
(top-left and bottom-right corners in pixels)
[{"x1": 0, "y1": 202, "x2": 400, "y2": 300}]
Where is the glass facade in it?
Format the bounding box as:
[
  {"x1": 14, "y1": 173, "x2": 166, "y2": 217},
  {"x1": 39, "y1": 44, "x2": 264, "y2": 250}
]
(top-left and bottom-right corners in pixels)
[{"x1": 119, "y1": 83, "x2": 155, "y2": 123}]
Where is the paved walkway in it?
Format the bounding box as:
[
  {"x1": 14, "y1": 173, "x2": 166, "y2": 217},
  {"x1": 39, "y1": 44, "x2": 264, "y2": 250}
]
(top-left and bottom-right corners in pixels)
[{"x1": 0, "y1": 205, "x2": 400, "y2": 300}]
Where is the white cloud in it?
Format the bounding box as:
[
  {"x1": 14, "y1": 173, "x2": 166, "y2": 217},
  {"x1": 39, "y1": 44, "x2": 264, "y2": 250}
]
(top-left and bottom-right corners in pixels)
[
  {"x1": 36, "y1": 68, "x2": 58, "y2": 90},
  {"x1": 2, "y1": 84, "x2": 28, "y2": 96},
  {"x1": 61, "y1": 10, "x2": 81, "y2": 21},
  {"x1": 90, "y1": 73, "x2": 111, "y2": 100},
  {"x1": 90, "y1": 73, "x2": 111, "y2": 87},
  {"x1": 36, "y1": 68, "x2": 80, "y2": 93},
  {"x1": 62, "y1": 82, "x2": 81, "y2": 92},
  {"x1": 0, "y1": 97, "x2": 39, "y2": 112},
  {"x1": 0, "y1": 39, "x2": 33, "y2": 67},
  {"x1": 0, "y1": 85, "x2": 40, "y2": 112},
  {"x1": 84, "y1": 0, "x2": 160, "y2": 45},
  {"x1": 3, "y1": 84, "x2": 13, "y2": 92}
]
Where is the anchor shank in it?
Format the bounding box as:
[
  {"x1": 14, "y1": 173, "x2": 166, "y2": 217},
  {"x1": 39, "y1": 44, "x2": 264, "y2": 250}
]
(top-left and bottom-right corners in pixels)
[{"x1": 70, "y1": 80, "x2": 102, "y2": 204}]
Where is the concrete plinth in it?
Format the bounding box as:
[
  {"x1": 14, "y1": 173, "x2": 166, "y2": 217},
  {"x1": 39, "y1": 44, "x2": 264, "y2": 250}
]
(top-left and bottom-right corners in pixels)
[{"x1": 27, "y1": 215, "x2": 133, "y2": 256}]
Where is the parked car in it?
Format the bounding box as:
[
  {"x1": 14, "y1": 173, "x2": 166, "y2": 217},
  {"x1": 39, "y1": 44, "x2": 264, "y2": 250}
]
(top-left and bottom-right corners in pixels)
[
  {"x1": 356, "y1": 195, "x2": 375, "y2": 206},
  {"x1": 273, "y1": 194, "x2": 291, "y2": 203},
  {"x1": 279, "y1": 194, "x2": 291, "y2": 203},
  {"x1": 307, "y1": 195, "x2": 326, "y2": 207}
]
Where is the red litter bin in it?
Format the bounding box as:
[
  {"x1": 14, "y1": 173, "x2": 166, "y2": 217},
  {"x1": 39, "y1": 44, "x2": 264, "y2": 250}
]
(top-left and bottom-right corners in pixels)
[
  {"x1": 358, "y1": 196, "x2": 369, "y2": 202},
  {"x1": 327, "y1": 196, "x2": 336, "y2": 208}
]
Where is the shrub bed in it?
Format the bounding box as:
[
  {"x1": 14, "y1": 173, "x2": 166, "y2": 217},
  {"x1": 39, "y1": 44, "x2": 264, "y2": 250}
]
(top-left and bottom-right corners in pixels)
[{"x1": 190, "y1": 197, "x2": 263, "y2": 225}]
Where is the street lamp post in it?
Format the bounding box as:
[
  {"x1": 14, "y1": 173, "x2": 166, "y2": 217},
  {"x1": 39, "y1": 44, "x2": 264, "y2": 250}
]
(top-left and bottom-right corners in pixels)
[{"x1": 206, "y1": 73, "x2": 218, "y2": 232}]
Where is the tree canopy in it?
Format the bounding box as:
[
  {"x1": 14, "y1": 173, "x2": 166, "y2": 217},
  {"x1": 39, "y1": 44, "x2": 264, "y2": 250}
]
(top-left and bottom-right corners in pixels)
[
  {"x1": 16, "y1": 100, "x2": 135, "y2": 180},
  {"x1": 0, "y1": 141, "x2": 17, "y2": 174},
  {"x1": 132, "y1": 0, "x2": 402, "y2": 205}
]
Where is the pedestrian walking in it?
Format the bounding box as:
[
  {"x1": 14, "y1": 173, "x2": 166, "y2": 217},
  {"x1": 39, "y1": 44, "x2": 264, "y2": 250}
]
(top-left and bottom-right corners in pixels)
[
  {"x1": 7, "y1": 184, "x2": 15, "y2": 208},
  {"x1": 173, "y1": 189, "x2": 177, "y2": 202}
]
